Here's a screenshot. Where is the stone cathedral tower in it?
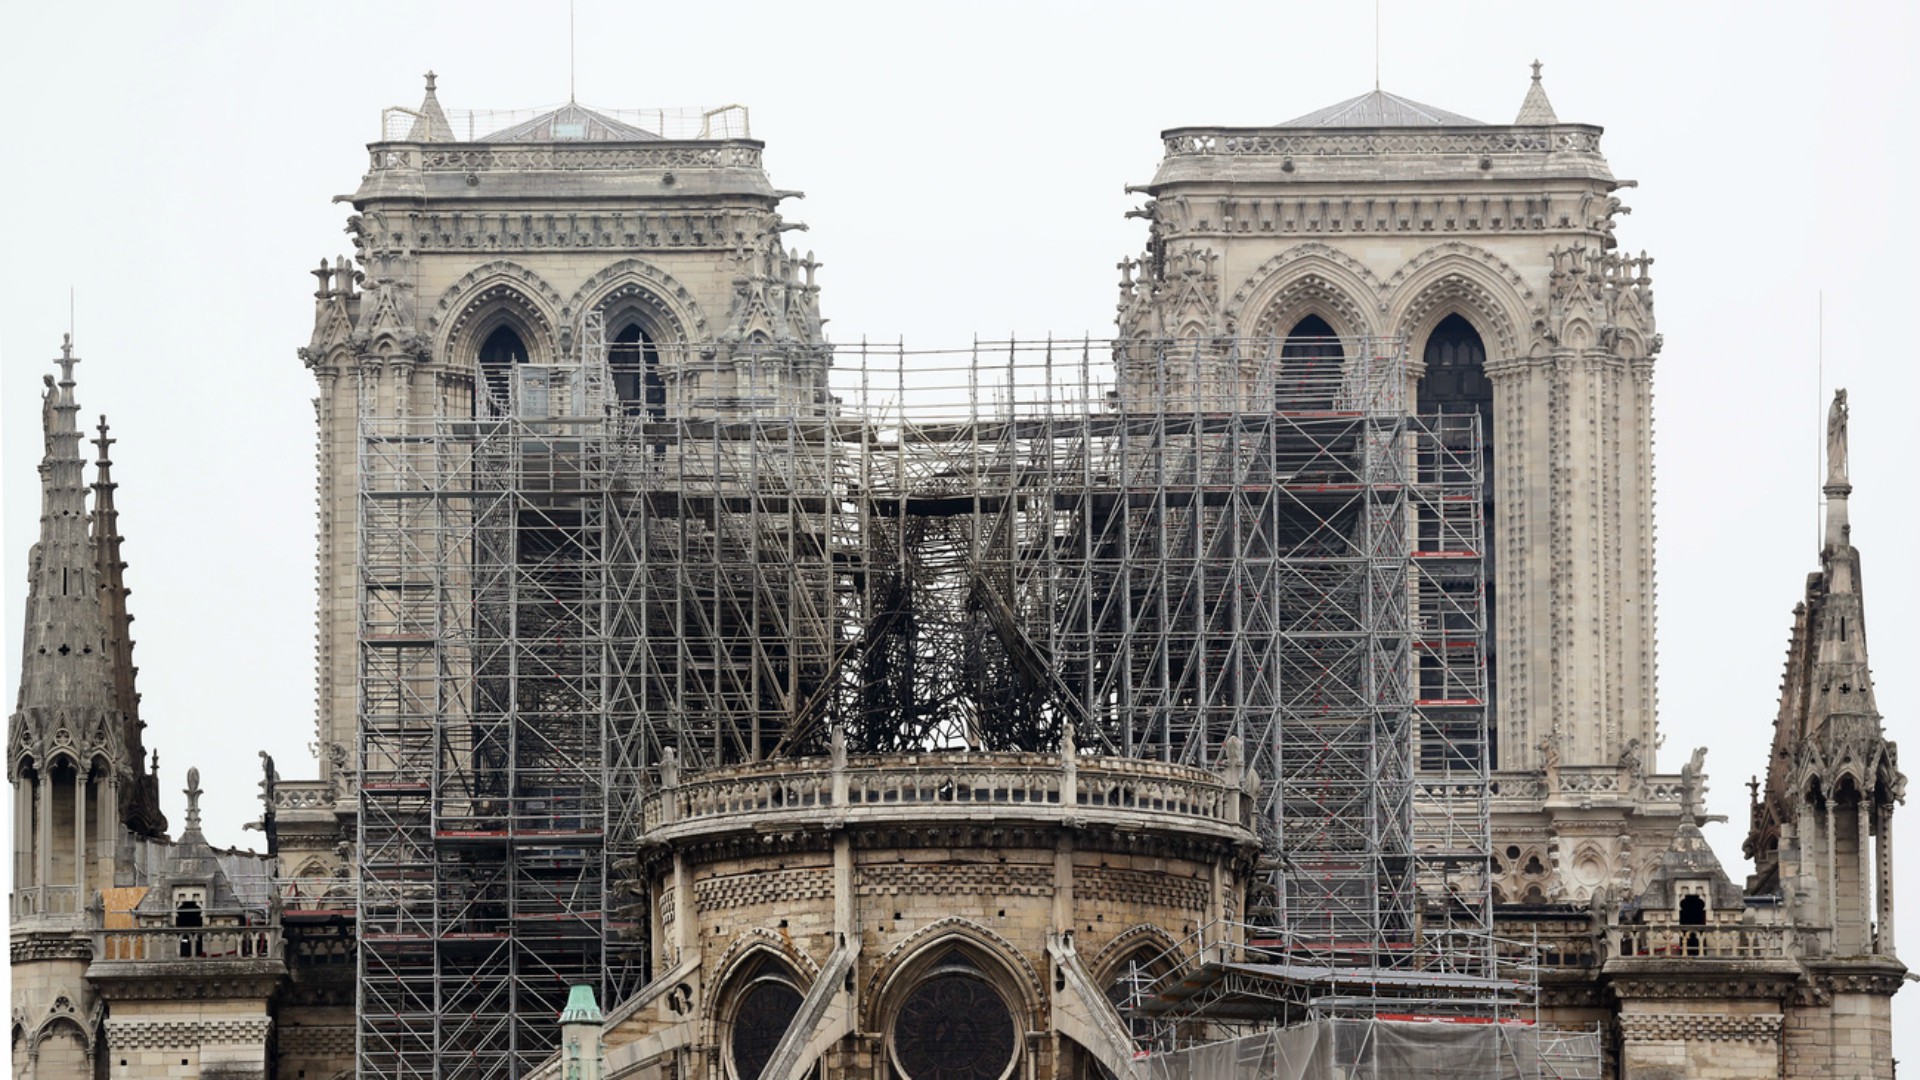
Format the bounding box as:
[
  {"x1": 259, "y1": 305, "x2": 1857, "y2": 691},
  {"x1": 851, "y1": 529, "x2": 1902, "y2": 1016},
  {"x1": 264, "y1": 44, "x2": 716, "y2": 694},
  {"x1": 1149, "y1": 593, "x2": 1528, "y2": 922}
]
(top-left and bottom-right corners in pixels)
[
  {"x1": 302, "y1": 75, "x2": 827, "y2": 821},
  {"x1": 1117, "y1": 67, "x2": 1676, "y2": 900}
]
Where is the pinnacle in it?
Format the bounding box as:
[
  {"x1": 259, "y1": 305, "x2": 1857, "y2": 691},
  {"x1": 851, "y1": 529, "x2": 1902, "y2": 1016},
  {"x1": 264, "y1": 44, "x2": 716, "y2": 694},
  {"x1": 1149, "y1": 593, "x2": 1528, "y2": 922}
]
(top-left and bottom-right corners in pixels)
[
  {"x1": 406, "y1": 69, "x2": 456, "y2": 143},
  {"x1": 1515, "y1": 59, "x2": 1559, "y2": 125}
]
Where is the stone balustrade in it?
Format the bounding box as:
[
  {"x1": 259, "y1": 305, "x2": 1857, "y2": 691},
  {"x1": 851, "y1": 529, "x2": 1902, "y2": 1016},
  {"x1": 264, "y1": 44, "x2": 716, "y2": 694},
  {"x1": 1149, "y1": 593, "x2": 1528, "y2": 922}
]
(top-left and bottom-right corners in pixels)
[
  {"x1": 273, "y1": 779, "x2": 335, "y2": 811},
  {"x1": 10, "y1": 885, "x2": 80, "y2": 919},
  {"x1": 366, "y1": 143, "x2": 765, "y2": 175},
  {"x1": 640, "y1": 750, "x2": 1255, "y2": 845},
  {"x1": 1611, "y1": 923, "x2": 1792, "y2": 961},
  {"x1": 1159, "y1": 126, "x2": 1604, "y2": 161},
  {"x1": 94, "y1": 924, "x2": 283, "y2": 963}
]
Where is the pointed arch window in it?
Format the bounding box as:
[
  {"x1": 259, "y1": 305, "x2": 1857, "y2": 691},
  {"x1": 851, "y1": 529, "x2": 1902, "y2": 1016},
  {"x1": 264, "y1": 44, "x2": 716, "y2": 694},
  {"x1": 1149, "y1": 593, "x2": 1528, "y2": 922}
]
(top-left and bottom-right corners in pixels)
[
  {"x1": 890, "y1": 949, "x2": 1019, "y2": 1080},
  {"x1": 609, "y1": 322, "x2": 665, "y2": 420},
  {"x1": 477, "y1": 325, "x2": 528, "y2": 411},
  {"x1": 1417, "y1": 313, "x2": 1497, "y2": 764},
  {"x1": 726, "y1": 956, "x2": 804, "y2": 1080},
  {"x1": 1279, "y1": 314, "x2": 1342, "y2": 411}
]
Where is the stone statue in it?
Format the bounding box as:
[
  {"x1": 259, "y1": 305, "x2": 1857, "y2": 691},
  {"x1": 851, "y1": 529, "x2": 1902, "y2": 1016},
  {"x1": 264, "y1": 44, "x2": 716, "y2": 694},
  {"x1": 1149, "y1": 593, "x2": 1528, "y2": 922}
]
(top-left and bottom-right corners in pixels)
[
  {"x1": 1617, "y1": 737, "x2": 1644, "y2": 777},
  {"x1": 659, "y1": 746, "x2": 679, "y2": 788},
  {"x1": 258, "y1": 750, "x2": 280, "y2": 802},
  {"x1": 1680, "y1": 746, "x2": 1708, "y2": 818},
  {"x1": 830, "y1": 724, "x2": 847, "y2": 772},
  {"x1": 1826, "y1": 388, "x2": 1848, "y2": 487}
]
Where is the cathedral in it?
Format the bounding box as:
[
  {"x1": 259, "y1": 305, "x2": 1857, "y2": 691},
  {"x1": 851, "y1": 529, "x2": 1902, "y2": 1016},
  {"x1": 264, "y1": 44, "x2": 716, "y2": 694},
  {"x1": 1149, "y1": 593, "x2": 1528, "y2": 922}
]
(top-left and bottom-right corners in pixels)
[{"x1": 9, "y1": 66, "x2": 1904, "y2": 1080}]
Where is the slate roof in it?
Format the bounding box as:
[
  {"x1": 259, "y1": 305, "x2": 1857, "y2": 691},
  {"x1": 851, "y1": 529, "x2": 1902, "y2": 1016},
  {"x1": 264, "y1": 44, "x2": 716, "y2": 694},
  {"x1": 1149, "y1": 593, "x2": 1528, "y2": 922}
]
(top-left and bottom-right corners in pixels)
[
  {"x1": 1280, "y1": 89, "x2": 1485, "y2": 128},
  {"x1": 482, "y1": 102, "x2": 662, "y2": 143}
]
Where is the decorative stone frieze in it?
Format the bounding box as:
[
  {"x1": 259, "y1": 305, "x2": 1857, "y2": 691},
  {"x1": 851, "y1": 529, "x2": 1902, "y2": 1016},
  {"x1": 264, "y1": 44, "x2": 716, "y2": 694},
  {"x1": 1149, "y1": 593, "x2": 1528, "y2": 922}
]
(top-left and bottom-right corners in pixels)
[{"x1": 1618, "y1": 1012, "x2": 1783, "y2": 1043}]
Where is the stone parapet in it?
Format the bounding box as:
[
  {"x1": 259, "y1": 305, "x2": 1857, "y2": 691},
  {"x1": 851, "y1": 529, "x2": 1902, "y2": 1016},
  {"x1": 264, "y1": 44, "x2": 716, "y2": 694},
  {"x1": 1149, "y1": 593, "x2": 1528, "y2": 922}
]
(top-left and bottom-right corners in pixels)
[
  {"x1": 1151, "y1": 124, "x2": 1612, "y2": 186},
  {"x1": 640, "y1": 751, "x2": 1256, "y2": 848}
]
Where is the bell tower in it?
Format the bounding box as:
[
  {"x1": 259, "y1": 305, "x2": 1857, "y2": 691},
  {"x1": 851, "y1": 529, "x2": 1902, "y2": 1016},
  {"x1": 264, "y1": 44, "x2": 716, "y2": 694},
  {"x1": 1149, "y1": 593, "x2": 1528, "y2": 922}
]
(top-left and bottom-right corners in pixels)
[
  {"x1": 9, "y1": 337, "x2": 168, "y2": 1076},
  {"x1": 1117, "y1": 65, "x2": 1673, "y2": 899}
]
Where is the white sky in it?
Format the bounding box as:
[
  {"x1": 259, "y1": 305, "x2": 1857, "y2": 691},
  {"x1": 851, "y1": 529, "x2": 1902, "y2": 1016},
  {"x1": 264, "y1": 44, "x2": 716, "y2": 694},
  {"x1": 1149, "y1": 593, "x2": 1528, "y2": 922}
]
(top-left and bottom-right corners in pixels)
[{"x1": 4, "y1": 0, "x2": 1916, "y2": 1060}]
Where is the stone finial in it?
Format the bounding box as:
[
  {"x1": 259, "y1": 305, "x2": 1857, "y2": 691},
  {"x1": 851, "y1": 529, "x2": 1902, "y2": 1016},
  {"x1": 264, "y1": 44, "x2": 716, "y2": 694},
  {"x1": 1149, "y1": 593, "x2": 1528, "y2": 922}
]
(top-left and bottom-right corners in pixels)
[
  {"x1": 424, "y1": 70, "x2": 438, "y2": 93},
  {"x1": 184, "y1": 766, "x2": 203, "y2": 832}
]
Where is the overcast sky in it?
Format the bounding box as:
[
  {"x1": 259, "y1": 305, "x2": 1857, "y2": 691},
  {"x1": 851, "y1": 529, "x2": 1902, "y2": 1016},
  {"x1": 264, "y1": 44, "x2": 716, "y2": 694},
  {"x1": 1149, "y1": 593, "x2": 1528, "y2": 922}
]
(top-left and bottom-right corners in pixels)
[{"x1": 5, "y1": 0, "x2": 1916, "y2": 1058}]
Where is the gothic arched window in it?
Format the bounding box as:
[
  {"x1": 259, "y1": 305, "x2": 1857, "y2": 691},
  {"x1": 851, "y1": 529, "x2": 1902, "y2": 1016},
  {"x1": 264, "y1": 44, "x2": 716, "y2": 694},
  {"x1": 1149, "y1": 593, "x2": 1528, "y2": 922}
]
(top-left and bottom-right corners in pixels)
[
  {"x1": 890, "y1": 950, "x2": 1019, "y2": 1080},
  {"x1": 1279, "y1": 314, "x2": 1342, "y2": 411},
  {"x1": 727, "y1": 957, "x2": 804, "y2": 1080},
  {"x1": 1417, "y1": 312, "x2": 1497, "y2": 764},
  {"x1": 609, "y1": 322, "x2": 665, "y2": 420},
  {"x1": 477, "y1": 324, "x2": 529, "y2": 410}
]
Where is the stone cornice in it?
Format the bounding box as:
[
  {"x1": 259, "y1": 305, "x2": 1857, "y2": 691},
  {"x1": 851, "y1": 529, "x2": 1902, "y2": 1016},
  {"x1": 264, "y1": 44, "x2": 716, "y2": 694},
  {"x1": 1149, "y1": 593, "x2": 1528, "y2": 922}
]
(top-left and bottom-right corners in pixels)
[
  {"x1": 1605, "y1": 960, "x2": 1800, "y2": 1002},
  {"x1": 87, "y1": 958, "x2": 285, "y2": 1002},
  {"x1": 10, "y1": 932, "x2": 93, "y2": 964},
  {"x1": 1805, "y1": 959, "x2": 1908, "y2": 998}
]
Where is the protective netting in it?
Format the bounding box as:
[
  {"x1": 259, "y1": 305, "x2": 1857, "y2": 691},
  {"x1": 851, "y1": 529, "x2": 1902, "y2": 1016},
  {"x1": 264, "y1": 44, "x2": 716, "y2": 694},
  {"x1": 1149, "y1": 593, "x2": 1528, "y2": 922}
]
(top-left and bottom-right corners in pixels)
[{"x1": 1140, "y1": 1018, "x2": 1602, "y2": 1080}]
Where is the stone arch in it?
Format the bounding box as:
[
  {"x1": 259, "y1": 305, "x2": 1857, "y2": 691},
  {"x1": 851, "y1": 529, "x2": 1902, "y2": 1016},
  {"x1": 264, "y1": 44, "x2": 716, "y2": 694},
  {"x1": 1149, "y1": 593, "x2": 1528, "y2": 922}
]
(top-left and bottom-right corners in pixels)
[
  {"x1": 708, "y1": 933, "x2": 814, "y2": 1080},
  {"x1": 1385, "y1": 247, "x2": 1530, "y2": 360},
  {"x1": 1087, "y1": 923, "x2": 1187, "y2": 985},
  {"x1": 1224, "y1": 243, "x2": 1386, "y2": 339},
  {"x1": 430, "y1": 261, "x2": 564, "y2": 367},
  {"x1": 862, "y1": 916, "x2": 1043, "y2": 1034},
  {"x1": 30, "y1": 1011, "x2": 92, "y2": 1058},
  {"x1": 566, "y1": 258, "x2": 709, "y2": 347},
  {"x1": 1245, "y1": 270, "x2": 1376, "y2": 344}
]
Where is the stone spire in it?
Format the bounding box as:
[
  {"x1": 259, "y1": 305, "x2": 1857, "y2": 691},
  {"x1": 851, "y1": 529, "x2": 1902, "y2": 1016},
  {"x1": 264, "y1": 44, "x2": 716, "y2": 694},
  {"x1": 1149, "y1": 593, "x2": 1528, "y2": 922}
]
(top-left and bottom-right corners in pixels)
[
  {"x1": 91, "y1": 414, "x2": 167, "y2": 836},
  {"x1": 8, "y1": 338, "x2": 121, "y2": 779},
  {"x1": 1515, "y1": 59, "x2": 1559, "y2": 125},
  {"x1": 1808, "y1": 388, "x2": 1877, "y2": 735},
  {"x1": 405, "y1": 69, "x2": 456, "y2": 142}
]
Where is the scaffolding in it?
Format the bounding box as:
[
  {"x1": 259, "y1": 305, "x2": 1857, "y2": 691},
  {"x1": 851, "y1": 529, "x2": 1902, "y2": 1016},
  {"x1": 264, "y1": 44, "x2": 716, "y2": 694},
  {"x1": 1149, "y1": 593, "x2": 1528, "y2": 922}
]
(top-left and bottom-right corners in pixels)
[{"x1": 354, "y1": 332, "x2": 1489, "y2": 1076}]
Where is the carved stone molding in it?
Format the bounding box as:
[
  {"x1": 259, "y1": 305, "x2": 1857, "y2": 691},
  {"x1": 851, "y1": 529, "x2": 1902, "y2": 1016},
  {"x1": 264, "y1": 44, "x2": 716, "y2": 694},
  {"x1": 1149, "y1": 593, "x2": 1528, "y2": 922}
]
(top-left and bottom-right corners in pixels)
[
  {"x1": 565, "y1": 257, "x2": 710, "y2": 343},
  {"x1": 1607, "y1": 969, "x2": 1798, "y2": 1002},
  {"x1": 10, "y1": 933, "x2": 93, "y2": 964},
  {"x1": 278, "y1": 1024, "x2": 354, "y2": 1057},
  {"x1": 89, "y1": 959, "x2": 286, "y2": 1003},
  {"x1": 1618, "y1": 1011, "x2": 1782, "y2": 1043},
  {"x1": 860, "y1": 915, "x2": 1045, "y2": 1032},
  {"x1": 104, "y1": 1014, "x2": 272, "y2": 1051},
  {"x1": 427, "y1": 260, "x2": 565, "y2": 349}
]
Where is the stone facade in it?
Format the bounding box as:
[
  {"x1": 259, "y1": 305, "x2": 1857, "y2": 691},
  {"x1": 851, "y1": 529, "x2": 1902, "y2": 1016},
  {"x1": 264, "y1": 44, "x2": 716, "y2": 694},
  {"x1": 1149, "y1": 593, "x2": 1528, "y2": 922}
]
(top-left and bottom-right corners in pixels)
[
  {"x1": 10, "y1": 68, "x2": 1904, "y2": 1080},
  {"x1": 601, "y1": 744, "x2": 1257, "y2": 1080}
]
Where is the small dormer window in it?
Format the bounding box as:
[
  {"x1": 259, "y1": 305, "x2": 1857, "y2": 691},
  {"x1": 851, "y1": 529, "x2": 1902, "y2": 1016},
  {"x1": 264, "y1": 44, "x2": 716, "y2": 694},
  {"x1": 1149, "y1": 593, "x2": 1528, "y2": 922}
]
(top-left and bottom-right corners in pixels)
[
  {"x1": 173, "y1": 887, "x2": 206, "y2": 928},
  {"x1": 1678, "y1": 891, "x2": 1707, "y2": 926}
]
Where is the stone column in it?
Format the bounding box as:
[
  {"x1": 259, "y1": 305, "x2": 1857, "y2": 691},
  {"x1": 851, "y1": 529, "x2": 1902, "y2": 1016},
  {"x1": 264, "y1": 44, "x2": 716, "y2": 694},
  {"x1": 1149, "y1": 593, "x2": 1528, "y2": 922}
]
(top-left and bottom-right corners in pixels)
[
  {"x1": 74, "y1": 765, "x2": 87, "y2": 894},
  {"x1": 1858, "y1": 798, "x2": 1872, "y2": 949},
  {"x1": 1876, "y1": 802, "x2": 1895, "y2": 955},
  {"x1": 1826, "y1": 796, "x2": 1838, "y2": 932},
  {"x1": 95, "y1": 774, "x2": 113, "y2": 884},
  {"x1": 14, "y1": 778, "x2": 30, "y2": 889},
  {"x1": 38, "y1": 773, "x2": 53, "y2": 901}
]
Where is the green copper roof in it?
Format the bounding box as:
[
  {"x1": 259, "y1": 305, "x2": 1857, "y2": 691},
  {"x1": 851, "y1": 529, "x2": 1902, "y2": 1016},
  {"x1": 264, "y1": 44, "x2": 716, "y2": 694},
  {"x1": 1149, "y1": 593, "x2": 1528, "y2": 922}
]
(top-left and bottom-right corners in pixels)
[{"x1": 559, "y1": 984, "x2": 603, "y2": 1024}]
